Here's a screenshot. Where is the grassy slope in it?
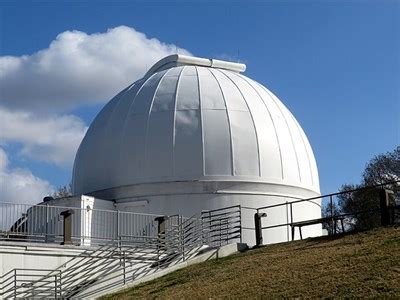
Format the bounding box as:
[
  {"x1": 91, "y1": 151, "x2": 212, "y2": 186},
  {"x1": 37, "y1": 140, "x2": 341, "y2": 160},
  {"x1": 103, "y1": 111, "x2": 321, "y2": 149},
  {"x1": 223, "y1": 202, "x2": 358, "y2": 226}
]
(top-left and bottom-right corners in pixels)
[{"x1": 103, "y1": 226, "x2": 400, "y2": 299}]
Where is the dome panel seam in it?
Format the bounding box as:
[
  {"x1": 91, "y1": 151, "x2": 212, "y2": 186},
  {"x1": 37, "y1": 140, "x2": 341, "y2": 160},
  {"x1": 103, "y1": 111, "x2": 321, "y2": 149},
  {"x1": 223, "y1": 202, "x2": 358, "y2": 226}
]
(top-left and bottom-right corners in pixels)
[
  {"x1": 195, "y1": 66, "x2": 206, "y2": 177},
  {"x1": 144, "y1": 69, "x2": 172, "y2": 179},
  {"x1": 257, "y1": 83, "x2": 303, "y2": 183},
  {"x1": 172, "y1": 66, "x2": 186, "y2": 177},
  {"x1": 207, "y1": 68, "x2": 235, "y2": 176},
  {"x1": 238, "y1": 76, "x2": 285, "y2": 180},
  {"x1": 218, "y1": 69, "x2": 261, "y2": 177},
  {"x1": 117, "y1": 75, "x2": 156, "y2": 185},
  {"x1": 290, "y1": 115, "x2": 316, "y2": 188}
]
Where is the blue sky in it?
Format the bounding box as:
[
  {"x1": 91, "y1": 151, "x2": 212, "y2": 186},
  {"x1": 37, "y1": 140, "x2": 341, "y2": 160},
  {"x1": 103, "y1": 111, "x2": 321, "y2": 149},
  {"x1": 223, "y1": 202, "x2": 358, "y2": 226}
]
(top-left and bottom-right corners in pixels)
[{"x1": 0, "y1": 0, "x2": 399, "y2": 202}]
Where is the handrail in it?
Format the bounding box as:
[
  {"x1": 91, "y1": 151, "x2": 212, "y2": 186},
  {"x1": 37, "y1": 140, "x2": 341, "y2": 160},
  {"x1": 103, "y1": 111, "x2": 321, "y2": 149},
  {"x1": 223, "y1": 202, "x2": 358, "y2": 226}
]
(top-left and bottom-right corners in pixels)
[
  {"x1": 0, "y1": 202, "x2": 161, "y2": 246},
  {"x1": 250, "y1": 181, "x2": 399, "y2": 246},
  {"x1": 1, "y1": 205, "x2": 242, "y2": 298},
  {"x1": 202, "y1": 204, "x2": 241, "y2": 214},
  {"x1": 256, "y1": 180, "x2": 399, "y2": 211}
]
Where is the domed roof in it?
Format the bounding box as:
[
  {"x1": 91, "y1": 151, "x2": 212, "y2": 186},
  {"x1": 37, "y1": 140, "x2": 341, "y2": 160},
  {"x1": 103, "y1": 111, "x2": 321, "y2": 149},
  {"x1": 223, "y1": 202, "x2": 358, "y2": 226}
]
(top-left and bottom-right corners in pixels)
[{"x1": 72, "y1": 55, "x2": 319, "y2": 195}]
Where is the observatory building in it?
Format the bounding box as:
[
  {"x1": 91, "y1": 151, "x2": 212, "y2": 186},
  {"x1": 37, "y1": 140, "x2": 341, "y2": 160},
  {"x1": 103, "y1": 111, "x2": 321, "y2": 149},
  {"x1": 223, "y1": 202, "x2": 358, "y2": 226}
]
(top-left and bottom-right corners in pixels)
[{"x1": 71, "y1": 55, "x2": 322, "y2": 244}]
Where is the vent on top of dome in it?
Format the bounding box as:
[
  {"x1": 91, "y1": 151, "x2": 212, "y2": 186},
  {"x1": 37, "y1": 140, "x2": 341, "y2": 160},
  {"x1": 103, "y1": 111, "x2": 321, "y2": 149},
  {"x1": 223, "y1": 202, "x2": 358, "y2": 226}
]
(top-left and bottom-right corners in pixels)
[{"x1": 144, "y1": 55, "x2": 246, "y2": 78}]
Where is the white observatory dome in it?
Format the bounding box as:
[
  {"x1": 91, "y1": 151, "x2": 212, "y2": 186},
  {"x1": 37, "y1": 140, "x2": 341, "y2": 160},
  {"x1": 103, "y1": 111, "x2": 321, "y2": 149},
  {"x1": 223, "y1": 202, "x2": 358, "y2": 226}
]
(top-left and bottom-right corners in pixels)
[
  {"x1": 72, "y1": 55, "x2": 319, "y2": 196},
  {"x1": 72, "y1": 55, "x2": 322, "y2": 245}
]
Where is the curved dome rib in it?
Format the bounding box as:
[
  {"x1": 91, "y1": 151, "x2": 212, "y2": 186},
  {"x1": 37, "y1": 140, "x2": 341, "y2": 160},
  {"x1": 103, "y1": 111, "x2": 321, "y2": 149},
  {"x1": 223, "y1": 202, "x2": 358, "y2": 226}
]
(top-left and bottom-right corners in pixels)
[
  {"x1": 256, "y1": 82, "x2": 303, "y2": 183},
  {"x1": 217, "y1": 69, "x2": 261, "y2": 177},
  {"x1": 194, "y1": 66, "x2": 206, "y2": 177},
  {"x1": 171, "y1": 66, "x2": 185, "y2": 177},
  {"x1": 206, "y1": 68, "x2": 235, "y2": 176},
  {"x1": 143, "y1": 68, "x2": 173, "y2": 179},
  {"x1": 236, "y1": 75, "x2": 284, "y2": 179}
]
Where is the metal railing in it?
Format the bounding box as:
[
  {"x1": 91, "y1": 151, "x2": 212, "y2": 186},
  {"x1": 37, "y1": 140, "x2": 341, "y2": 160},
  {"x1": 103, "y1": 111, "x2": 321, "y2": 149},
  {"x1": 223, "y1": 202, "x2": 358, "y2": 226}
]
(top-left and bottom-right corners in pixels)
[
  {"x1": 0, "y1": 268, "x2": 61, "y2": 299},
  {"x1": 201, "y1": 205, "x2": 242, "y2": 246},
  {"x1": 254, "y1": 181, "x2": 400, "y2": 245},
  {"x1": 0, "y1": 205, "x2": 242, "y2": 298},
  {"x1": 0, "y1": 202, "x2": 161, "y2": 246}
]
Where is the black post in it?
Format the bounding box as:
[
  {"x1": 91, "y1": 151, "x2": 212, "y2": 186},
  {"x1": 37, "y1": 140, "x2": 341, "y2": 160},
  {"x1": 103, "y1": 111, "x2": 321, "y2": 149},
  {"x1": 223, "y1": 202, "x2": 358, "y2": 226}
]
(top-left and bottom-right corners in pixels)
[
  {"x1": 254, "y1": 212, "x2": 267, "y2": 247},
  {"x1": 290, "y1": 203, "x2": 295, "y2": 241},
  {"x1": 155, "y1": 216, "x2": 168, "y2": 236},
  {"x1": 239, "y1": 205, "x2": 242, "y2": 243},
  {"x1": 155, "y1": 216, "x2": 169, "y2": 253},
  {"x1": 60, "y1": 210, "x2": 74, "y2": 245},
  {"x1": 330, "y1": 195, "x2": 334, "y2": 235}
]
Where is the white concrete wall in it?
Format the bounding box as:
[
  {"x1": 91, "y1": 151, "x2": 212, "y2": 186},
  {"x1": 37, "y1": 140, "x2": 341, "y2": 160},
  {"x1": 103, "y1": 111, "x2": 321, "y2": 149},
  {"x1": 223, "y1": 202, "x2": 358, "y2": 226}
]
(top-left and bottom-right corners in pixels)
[{"x1": 0, "y1": 242, "x2": 87, "y2": 298}]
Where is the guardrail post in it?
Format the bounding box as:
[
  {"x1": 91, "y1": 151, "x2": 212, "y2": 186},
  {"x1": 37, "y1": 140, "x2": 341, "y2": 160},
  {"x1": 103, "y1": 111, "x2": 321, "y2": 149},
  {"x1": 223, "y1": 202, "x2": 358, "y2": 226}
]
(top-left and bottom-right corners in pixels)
[
  {"x1": 54, "y1": 274, "x2": 57, "y2": 299},
  {"x1": 116, "y1": 210, "x2": 120, "y2": 244},
  {"x1": 60, "y1": 271, "x2": 62, "y2": 297},
  {"x1": 180, "y1": 216, "x2": 185, "y2": 261},
  {"x1": 330, "y1": 195, "x2": 335, "y2": 234},
  {"x1": 14, "y1": 269, "x2": 17, "y2": 299},
  {"x1": 285, "y1": 201, "x2": 289, "y2": 241},
  {"x1": 239, "y1": 205, "x2": 242, "y2": 243},
  {"x1": 45, "y1": 203, "x2": 49, "y2": 243},
  {"x1": 200, "y1": 211, "x2": 206, "y2": 245},
  {"x1": 254, "y1": 212, "x2": 267, "y2": 247},
  {"x1": 155, "y1": 215, "x2": 168, "y2": 254},
  {"x1": 60, "y1": 210, "x2": 74, "y2": 245},
  {"x1": 123, "y1": 251, "x2": 126, "y2": 284},
  {"x1": 290, "y1": 203, "x2": 295, "y2": 240}
]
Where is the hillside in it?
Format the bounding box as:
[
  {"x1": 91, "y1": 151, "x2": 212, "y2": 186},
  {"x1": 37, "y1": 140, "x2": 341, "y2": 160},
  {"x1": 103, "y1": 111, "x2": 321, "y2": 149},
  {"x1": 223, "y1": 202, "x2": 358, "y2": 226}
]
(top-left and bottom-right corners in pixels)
[{"x1": 103, "y1": 226, "x2": 400, "y2": 298}]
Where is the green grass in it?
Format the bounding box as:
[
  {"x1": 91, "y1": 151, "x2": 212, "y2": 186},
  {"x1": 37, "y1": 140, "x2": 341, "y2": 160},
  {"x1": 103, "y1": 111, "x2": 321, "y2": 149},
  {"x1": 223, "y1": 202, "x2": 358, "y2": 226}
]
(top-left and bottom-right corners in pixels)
[{"x1": 102, "y1": 226, "x2": 400, "y2": 299}]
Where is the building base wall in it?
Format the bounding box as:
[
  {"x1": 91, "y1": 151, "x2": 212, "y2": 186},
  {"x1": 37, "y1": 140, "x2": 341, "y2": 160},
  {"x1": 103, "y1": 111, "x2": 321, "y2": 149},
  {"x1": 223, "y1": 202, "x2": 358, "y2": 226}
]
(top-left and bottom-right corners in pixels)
[
  {"x1": 115, "y1": 193, "x2": 322, "y2": 246},
  {"x1": 88, "y1": 181, "x2": 323, "y2": 246}
]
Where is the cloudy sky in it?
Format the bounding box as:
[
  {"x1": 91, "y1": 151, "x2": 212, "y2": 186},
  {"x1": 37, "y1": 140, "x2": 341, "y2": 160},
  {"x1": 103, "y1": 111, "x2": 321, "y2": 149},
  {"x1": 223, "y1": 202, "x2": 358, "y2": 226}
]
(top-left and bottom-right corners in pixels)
[{"x1": 0, "y1": 1, "x2": 399, "y2": 204}]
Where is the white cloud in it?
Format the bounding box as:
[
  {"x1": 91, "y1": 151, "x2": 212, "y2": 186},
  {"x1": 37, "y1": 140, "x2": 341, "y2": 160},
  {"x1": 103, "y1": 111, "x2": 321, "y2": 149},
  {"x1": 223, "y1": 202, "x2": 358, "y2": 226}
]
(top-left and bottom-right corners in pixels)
[
  {"x1": 0, "y1": 107, "x2": 87, "y2": 167},
  {"x1": 0, "y1": 148, "x2": 53, "y2": 205},
  {"x1": 0, "y1": 147, "x2": 7, "y2": 170},
  {"x1": 0, "y1": 25, "x2": 191, "y2": 206},
  {"x1": 0, "y1": 26, "x2": 191, "y2": 112}
]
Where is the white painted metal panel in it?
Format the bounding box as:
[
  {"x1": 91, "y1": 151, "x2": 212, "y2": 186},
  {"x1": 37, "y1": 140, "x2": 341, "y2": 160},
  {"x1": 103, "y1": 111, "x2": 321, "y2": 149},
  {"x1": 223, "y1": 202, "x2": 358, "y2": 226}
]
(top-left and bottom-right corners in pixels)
[
  {"x1": 104, "y1": 84, "x2": 142, "y2": 187},
  {"x1": 247, "y1": 79, "x2": 301, "y2": 184},
  {"x1": 202, "y1": 110, "x2": 232, "y2": 176},
  {"x1": 294, "y1": 117, "x2": 320, "y2": 191},
  {"x1": 210, "y1": 69, "x2": 248, "y2": 112},
  {"x1": 163, "y1": 65, "x2": 183, "y2": 77},
  {"x1": 151, "y1": 69, "x2": 181, "y2": 112},
  {"x1": 78, "y1": 91, "x2": 125, "y2": 193},
  {"x1": 146, "y1": 111, "x2": 174, "y2": 178},
  {"x1": 224, "y1": 71, "x2": 282, "y2": 179},
  {"x1": 260, "y1": 87, "x2": 303, "y2": 184},
  {"x1": 176, "y1": 67, "x2": 200, "y2": 110},
  {"x1": 119, "y1": 115, "x2": 147, "y2": 184},
  {"x1": 229, "y1": 110, "x2": 259, "y2": 176},
  {"x1": 182, "y1": 65, "x2": 197, "y2": 76},
  {"x1": 281, "y1": 104, "x2": 313, "y2": 186},
  {"x1": 197, "y1": 67, "x2": 226, "y2": 110},
  {"x1": 174, "y1": 110, "x2": 203, "y2": 176},
  {"x1": 131, "y1": 71, "x2": 165, "y2": 115}
]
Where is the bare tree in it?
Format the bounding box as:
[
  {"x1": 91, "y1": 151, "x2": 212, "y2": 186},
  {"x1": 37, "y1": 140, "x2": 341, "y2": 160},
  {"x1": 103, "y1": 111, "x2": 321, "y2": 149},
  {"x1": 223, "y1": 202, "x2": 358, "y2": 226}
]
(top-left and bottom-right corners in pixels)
[
  {"x1": 362, "y1": 146, "x2": 399, "y2": 187},
  {"x1": 52, "y1": 183, "x2": 73, "y2": 199},
  {"x1": 336, "y1": 146, "x2": 399, "y2": 231}
]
